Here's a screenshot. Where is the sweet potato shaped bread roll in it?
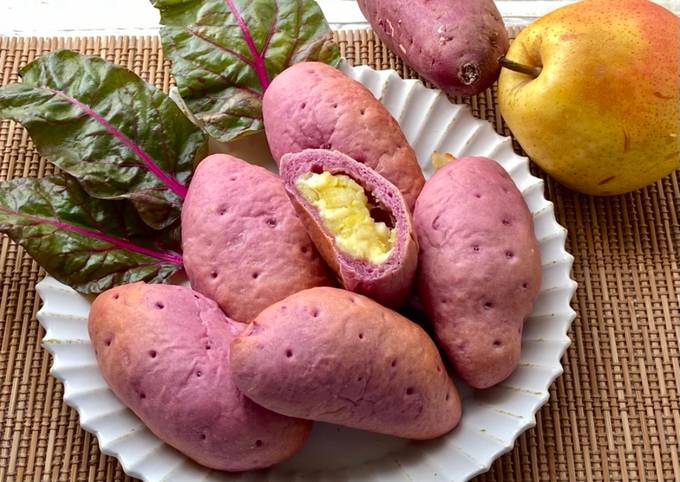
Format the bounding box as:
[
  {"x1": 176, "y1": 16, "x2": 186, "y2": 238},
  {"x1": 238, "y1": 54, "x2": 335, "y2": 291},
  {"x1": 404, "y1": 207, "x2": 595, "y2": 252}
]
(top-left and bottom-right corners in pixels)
[
  {"x1": 262, "y1": 62, "x2": 424, "y2": 210},
  {"x1": 89, "y1": 283, "x2": 312, "y2": 471},
  {"x1": 231, "y1": 287, "x2": 461, "y2": 440},
  {"x1": 182, "y1": 154, "x2": 330, "y2": 322},
  {"x1": 414, "y1": 157, "x2": 541, "y2": 388},
  {"x1": 280, "y1": 149, "x2": 417, "y2": 307}
]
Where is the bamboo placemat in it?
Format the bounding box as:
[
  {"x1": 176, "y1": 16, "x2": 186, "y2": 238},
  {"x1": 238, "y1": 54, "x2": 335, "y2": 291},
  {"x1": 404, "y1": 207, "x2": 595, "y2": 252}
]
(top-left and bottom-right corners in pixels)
[{"x1": 0, "y1": 30, "x2": 678, "y2": 482}]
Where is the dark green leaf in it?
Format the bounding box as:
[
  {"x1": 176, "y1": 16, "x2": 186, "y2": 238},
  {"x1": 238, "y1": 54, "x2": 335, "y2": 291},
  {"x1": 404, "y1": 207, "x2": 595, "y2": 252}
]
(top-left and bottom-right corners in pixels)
[
  {"x1": 0, "y1": 50, "x2": 207, "y2": 230},
  {"x1": 152, "y1": 0, "x2": 340, "y2": 142},
  {"x1": 0, "y1": 175, "x2": 183, "y2": 294}
]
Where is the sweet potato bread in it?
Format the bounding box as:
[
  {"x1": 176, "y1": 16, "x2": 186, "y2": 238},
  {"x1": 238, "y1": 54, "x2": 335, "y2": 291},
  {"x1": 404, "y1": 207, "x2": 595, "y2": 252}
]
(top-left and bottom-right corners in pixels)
[
  {"x1": 414, "y1": 157, "x2": 541, "y2": 389},
  {"x1": 88, "y1": 283, "x2": 312, "y2": 471},
  {"x1": 280, "y1": 149, "x2": 418, "y2": 307},
  {"x1": 230, "y1": 287, "x2": 462, "y2": 440},
  {"x1": 181, "y1": 154, "x2": 330, "y2": 322},
  {"x1": 262, "y1": 62, "x2": 425, "y2": 210}
]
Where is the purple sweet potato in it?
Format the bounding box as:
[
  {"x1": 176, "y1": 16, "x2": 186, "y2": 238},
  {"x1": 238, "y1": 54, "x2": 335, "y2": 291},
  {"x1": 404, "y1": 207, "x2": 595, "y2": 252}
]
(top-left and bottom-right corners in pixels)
[
  {"x1": 88, "y1": 283, "x2": 312, "y2": 471},
  {"x1": 414, "y1": 157, "x2": 541, "y2": 389},
  {"x1": 181, "y1": 154, "x2": 330, "y2": 322},
  {"x1": 262, "y1": 62, "x2": 424, "y2": 210},
  {"x1": 358, "y1": 0, "x2": 509, "y2": 96},
  {"x1": 280, "y1": 149, "x2": 417, "y2": 308},
  {"x1": 230, "y1": 287, "x2": 461, "y2": 440}
]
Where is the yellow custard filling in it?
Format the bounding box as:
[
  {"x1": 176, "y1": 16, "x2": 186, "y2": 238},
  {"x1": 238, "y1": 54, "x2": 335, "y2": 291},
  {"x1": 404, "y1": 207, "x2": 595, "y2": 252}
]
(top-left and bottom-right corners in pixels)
[{"x1": 296, "y1": 172, "x2": 395, "y2": 264}]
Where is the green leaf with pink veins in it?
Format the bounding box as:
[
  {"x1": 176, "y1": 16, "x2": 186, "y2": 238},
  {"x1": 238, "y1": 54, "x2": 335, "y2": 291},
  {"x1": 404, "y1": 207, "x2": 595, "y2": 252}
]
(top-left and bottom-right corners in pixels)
[
  {"x1": 0, "y1": 174, "x2": 183, "y2": 294},
  {"x1": 0, "y1": 49, "x2": 207, "y2": 230},
  {"x1": 151, "y1": 0, "x2": 340, "y2": 143}
]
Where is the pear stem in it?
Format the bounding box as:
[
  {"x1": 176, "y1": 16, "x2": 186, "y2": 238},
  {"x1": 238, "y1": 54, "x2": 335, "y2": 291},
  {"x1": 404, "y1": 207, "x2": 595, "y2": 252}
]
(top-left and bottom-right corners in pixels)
[{"x1": 498, "y1": 56, "x2": 542, "y2": 78}]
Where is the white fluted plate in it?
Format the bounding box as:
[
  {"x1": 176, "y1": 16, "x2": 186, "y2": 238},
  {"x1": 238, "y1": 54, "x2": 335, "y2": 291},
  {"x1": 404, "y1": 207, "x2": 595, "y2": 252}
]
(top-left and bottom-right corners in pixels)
[{"x1": 36, "y1": 62, "x2": 577, "y2": 482}]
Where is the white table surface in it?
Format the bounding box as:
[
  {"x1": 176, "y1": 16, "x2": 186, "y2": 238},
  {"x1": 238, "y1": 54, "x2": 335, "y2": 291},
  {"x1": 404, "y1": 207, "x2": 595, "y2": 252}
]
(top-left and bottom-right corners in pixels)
[{"x1": 1, "y1": 0, "x2": 678, "y2": 36}]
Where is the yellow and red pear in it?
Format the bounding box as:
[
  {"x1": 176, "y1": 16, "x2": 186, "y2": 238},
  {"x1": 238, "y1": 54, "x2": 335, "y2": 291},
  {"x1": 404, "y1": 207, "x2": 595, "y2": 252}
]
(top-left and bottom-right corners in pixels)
[{"x1": 498, "y1": 0, "x2": 679, "y2": 195}]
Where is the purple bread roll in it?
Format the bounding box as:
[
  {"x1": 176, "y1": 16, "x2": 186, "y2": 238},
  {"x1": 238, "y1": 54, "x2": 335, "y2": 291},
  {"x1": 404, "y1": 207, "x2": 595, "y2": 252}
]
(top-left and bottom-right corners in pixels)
[
  {"x1": 230, "y1": 287, "x2": 462, "y2": 440},
  {"x1": 414, "y1": 157, "x2": 541, "y2": 388},
  {"x1": 89, "y1": 283, "x2": 312, "y2": 471},
  {"x1": 280, "y1": 149, "x2": 417, "y2": 308},
  {"x1": 182, "y1": 154, "x2": 331, "y2": 322},
  {"x1": 262, "y1": 62, "x2": 425, "y2": 210}
]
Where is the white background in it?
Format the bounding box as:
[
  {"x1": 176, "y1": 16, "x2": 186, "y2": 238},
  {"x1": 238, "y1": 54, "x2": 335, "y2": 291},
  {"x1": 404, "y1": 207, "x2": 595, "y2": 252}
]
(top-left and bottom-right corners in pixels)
[{"x1": 1, "y1": 0, "x2": 678, "y2": 35}]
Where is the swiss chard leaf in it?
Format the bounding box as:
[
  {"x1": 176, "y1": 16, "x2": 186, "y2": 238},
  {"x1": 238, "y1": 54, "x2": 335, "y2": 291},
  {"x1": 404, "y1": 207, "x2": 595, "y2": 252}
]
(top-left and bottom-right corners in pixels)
[
  {"x1": 152, "y1": 0, "x2": 340, "y2": 142},
  {"x1": 0, "y1": 174, "x2": 183, "y2": 294},
  {"x1": 0, "y1": 50, "x2": 207, "y2": 230}
]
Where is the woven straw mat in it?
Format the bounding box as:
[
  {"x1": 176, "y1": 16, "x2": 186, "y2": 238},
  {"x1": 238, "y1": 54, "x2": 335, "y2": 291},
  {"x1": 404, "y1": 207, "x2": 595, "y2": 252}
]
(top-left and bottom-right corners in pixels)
[{"x1": 0, "y1": 29, "x2": 678, "y2": 482}]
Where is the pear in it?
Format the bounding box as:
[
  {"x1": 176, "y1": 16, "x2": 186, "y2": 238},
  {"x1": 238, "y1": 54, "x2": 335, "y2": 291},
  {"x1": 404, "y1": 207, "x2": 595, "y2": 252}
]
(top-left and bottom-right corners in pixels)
[{"x1": 498, "y1": 0, "x2": 679, "y2": 195}]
